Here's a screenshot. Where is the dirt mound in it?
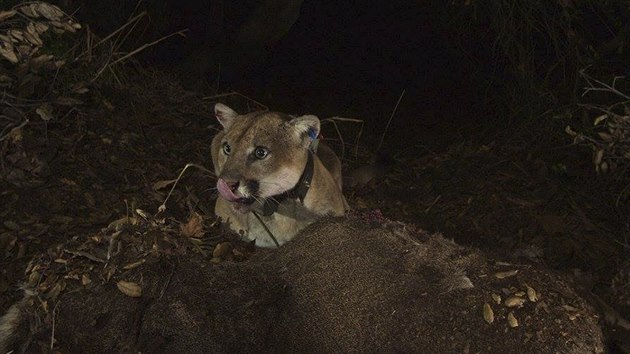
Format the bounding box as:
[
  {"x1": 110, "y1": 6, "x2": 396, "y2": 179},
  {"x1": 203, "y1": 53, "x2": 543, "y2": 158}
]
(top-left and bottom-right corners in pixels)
[{"x1": 12, "y1": 217, "x2": 601, "y2": 353}]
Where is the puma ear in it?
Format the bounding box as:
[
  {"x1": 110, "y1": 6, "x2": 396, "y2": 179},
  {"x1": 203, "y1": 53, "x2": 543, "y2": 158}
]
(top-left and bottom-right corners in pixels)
[
  {"x1": 214, "y1": 103, "x2": 239, "y2": 130},
  {"x1": 287, "y1": 114, "x2": 320, "y2": 147}
]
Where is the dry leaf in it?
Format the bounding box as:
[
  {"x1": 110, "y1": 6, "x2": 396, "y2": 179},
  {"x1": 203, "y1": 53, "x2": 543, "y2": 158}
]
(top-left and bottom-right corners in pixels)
[
  {"x1": 35, "y1": 3, "x2": 64, "y2": 21},
  {"x1": 123, "y1": 259, "x2": 146, "y2": 270},
  {"x1": 60, "y1": 178, "x2": 77, "y2": 186},
  {"x1": 81, "y1": 274, "x2": 91, "y2": 286},
  {"x1": 562, "y1": 305, "x2": 579, "y2": 312},
  {"x1": 49, "y1": 20, "x2": 64, "y2": 28},
  {"x1": 117, "y1": 281, "x2": 142, "y2": 297},
  {"x1": 494, "y1": 270, "x2": 519, "y2": 279},
  {"x1": 61, "y1": 21, "x2": 76, "y2": 33},
  {"x1": 102, "y1": 99, "x2": 115, "y2": 111},
  {"x1": 135, "y1": 209, "x2": 150, "y2": 220},
  {"x1": 526, "y1": 285, "x2": 538, "y2": 302},
  {"x1": 0, "y1": 10, "x2": 17, "y2": 21},
  {"x1": 0, "y1": 44, "x2": 18, "y2": 63},
  {"x1": 19, "y1": 5, "x2": 38, "y2": 18},
  {"x1": 23, "y1": 29, "x2": 43, "y2": 46},
  {"x1": 505, "y1": 296, "x2": 526, "y2": 308},
  {"x1": 26, "y1": 22, "x2": 38, "y2": 37},
  {"x1": 106, "y1": 216, "x2": 138, "y2": 231},
  {"x1": 17, "y1": 44, "x2": 35, "y2": 57},
  {"x1": 106, "y1": 267, "x2": 115, "y2": 282},
  {"x1": 28, "y1": 271, "x2": 40, "y2": 287},
  {"x1": 593, "y1": 149, "x2": 604, "y2": 166},
  {"x1": 507, "y1": 312, "x2": 519, "y2": 328},
  {"x1": 593, "y1": 114, "x2": 607, "y2": 126},
  {"x1": 180, "y1": 213, "x2": 204, "y2": 238},
  {"x1": 34, "y1": 22, "x2": 50, "y2": 34},
  {"x1": 40, "y1": 300, "x2": 49, "y2": 313},
  {"x1": 8, "y1": 30, "x2": 24, "y2": 42},
  {"x1": 36, "y1": 104, "x2": 54, "y2": 121},
  {"x1": 71, "y1": 82, "x2": 89, "y2": 94},
  {"x1": 46, "y1": 281, "x2": 65, "y2": 300},
  {"x1": 483, "y1": 303, "x2": 494, "y2": 324},
  {"x1": 213, "y1": 242, "x2": 233, "y2": 258}
]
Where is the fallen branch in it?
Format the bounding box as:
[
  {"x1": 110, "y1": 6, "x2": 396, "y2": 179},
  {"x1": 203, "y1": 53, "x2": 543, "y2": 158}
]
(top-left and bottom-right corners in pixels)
[{"x1": 377, "y1": 89, "x2": 405, "y2": 151}]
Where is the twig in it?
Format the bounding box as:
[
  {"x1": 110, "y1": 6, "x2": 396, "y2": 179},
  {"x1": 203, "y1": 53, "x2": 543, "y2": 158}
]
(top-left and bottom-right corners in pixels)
[
  {"x1": 253, "y1": 211, "x2": 280, "y2": 247},
  {"x1": 116, "y1": 9, "x2": 147, "y2": 52},
  {"x1": 89, "y1": 12, "x2": 147, "y2": 52},
  {"x1": 580, "y1": 70, "x2": 630, "y2": 100},
  {"x1": 0, "y1": 118, "x2": 29, "y2": 142},
  {"x1": 158, "y1": 163, "x2": 215, "y2": 214},
  {"x1": 106, "y1": 29, "x2": 188, "y2": 67},
  {"x1": 91, "y1": 28, "x2": 187, "y2": 83},
  {"x1": 424, "y1": 195, "x2": 442, "y2": 213},
  {"x1": 64, "y1": 249, "x2": 105, "y2": 263},
  {"x1": 321, "y1": 117, "x2": 364, "y2": 161},
  {"x1": 202, "y1": 91, "x2": 269, "y2": 112},
  {"x1": 50, "y1": 300, "x2": 61, "y2": 350},
  {"x1": 377, "y1": 89, "x2": 405, "y2": 151},
  {"x1": 325, "y1": 119, "x2": 344, "y2": 159}
]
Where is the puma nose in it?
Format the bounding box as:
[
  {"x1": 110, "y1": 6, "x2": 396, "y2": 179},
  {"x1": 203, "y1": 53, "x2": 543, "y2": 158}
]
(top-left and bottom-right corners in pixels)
[
  {"x1": 225, "y1": 180, "x2": 239, "y2": 192},
  {"x1": 219, "y1": 177, "x2": 240, "y2": 191},
  {"x1": 217, "y1": 178, "x2": 242, "y2": 202}
]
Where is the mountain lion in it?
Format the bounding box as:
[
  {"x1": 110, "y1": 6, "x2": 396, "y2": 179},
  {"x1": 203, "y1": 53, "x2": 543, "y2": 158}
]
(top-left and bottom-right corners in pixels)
[{"x1": 211, "y1": 103, "x2": 348, "y2": 247}]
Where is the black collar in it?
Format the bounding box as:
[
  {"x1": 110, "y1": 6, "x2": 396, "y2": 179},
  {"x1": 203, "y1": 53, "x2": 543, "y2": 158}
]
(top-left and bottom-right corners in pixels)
[{"x1": 261, "y1": 151, "x2": 314, "y2": 216}]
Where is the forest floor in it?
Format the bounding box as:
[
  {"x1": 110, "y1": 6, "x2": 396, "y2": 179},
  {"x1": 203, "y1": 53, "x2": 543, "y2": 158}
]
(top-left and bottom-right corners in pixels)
[{"x1": 1, "y1": 67, "x2": 628, "y2": 351}]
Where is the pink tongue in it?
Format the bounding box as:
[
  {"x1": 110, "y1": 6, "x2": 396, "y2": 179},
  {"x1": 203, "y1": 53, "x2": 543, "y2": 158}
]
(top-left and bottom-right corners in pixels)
[{"x1": 217, "y1": 178, "x2": 240, "y2": 202}]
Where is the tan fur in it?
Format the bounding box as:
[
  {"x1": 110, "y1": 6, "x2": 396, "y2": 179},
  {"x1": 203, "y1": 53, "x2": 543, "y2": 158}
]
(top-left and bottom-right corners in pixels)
[{"x1": 211, "y1": 104, "x2": 348, "y2": 247}]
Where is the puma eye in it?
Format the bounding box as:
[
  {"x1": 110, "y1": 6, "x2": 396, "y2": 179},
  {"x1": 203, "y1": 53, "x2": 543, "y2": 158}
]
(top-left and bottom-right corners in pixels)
[
  {"x1": 254, "y1": 147, "x2": 269, "y2": 159},
  {"x1": 222, "y1": 142, "x2": 231, "y2": 155}
]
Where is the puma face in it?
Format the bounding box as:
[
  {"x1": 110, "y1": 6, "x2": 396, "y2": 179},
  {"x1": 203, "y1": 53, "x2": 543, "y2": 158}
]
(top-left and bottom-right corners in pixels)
[{"x1": 211, "y1": 103, "x2": 319, "y2": 213}]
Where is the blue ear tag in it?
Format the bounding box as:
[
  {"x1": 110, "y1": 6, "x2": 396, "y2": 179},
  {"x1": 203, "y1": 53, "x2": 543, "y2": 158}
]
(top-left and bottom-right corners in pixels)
[{"x1": 307, "y1": 128, "x2": 319, "y2": 153}]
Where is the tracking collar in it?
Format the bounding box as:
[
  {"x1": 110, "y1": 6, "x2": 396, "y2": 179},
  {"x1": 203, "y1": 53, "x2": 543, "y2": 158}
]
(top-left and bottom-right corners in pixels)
[{"x1": 261, "y1": 150, "x2": 314, "y2": 216}]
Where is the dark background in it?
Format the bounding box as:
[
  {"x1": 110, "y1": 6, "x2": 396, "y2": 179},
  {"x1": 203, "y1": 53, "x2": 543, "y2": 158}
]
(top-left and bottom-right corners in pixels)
[{"x1": 144, "y1": 0, "x2": 491, "y2": 149}]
